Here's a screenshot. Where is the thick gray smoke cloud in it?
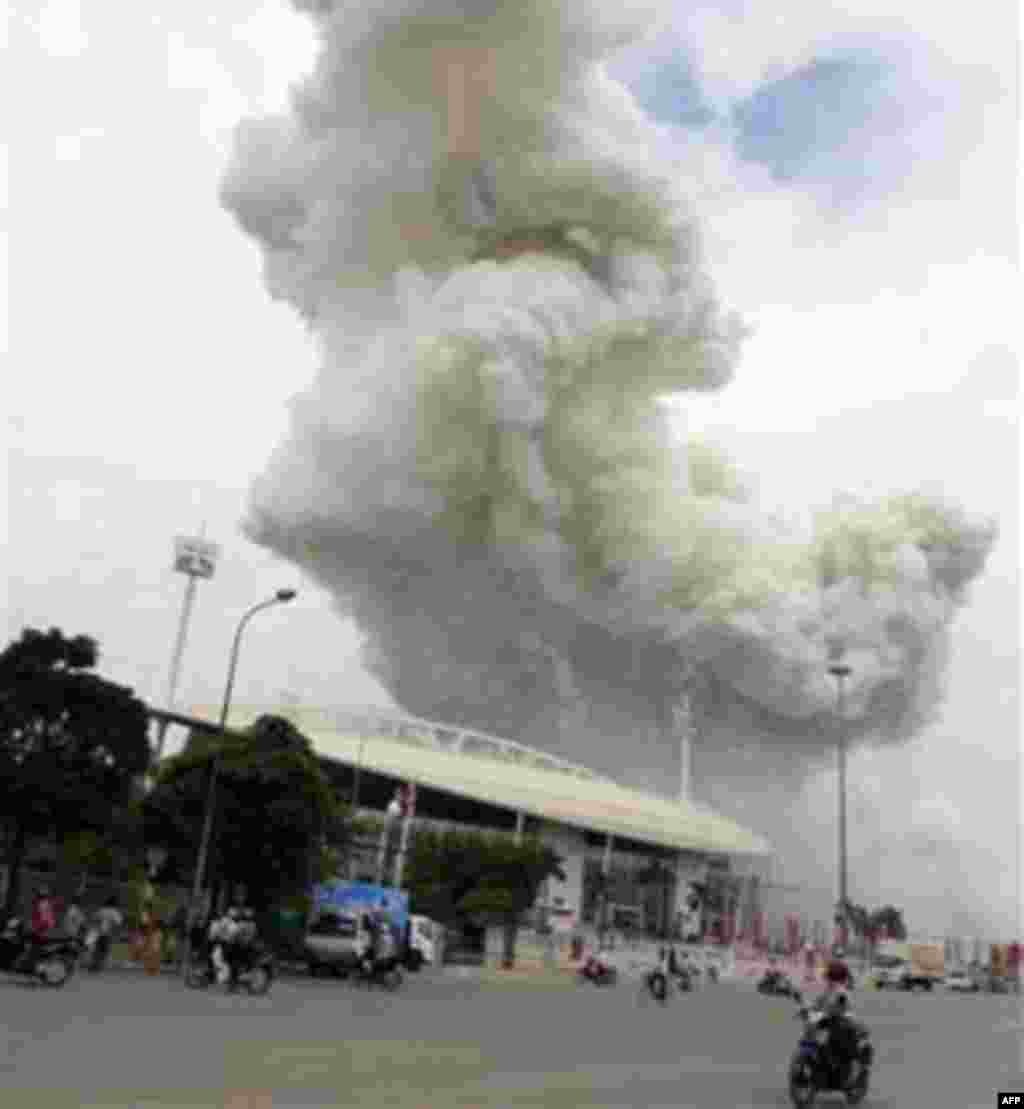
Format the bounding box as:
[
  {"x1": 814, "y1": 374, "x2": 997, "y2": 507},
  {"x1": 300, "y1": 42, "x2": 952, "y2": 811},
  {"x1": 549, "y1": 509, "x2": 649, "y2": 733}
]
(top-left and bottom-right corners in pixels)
[{"x1": 224, "y1": 0, "x2": 997, "y2": 818}]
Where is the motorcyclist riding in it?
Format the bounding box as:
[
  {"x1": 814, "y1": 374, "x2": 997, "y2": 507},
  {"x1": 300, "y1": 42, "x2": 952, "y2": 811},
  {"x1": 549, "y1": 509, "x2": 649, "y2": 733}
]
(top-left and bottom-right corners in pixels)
[
  {"x1": 207, "y1": 908, "x2": 241, "y2": 985},
  {"x1": 17, "y1": 887, "x2": 58, "y2": 971},
  {"x1": 232, "y1": 908, "x2": 260, "y2": 982},
  {"x1": 813, "y1": 949, "x2": 867, "y2": 1084},
  {"x1": 363, "y1": 900, "x2": 395, "y2": 973}
]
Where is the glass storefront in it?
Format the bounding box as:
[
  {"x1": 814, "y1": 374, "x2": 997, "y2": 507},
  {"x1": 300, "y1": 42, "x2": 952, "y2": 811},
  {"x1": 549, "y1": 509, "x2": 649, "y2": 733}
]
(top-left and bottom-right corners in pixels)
[{"x1": 580, "y1": 834, "x2": 680, "y2": 938}]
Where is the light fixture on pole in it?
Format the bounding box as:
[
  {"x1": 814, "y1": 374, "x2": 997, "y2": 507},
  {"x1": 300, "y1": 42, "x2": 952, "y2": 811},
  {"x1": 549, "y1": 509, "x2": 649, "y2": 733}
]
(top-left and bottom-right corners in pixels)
[
  {"x1": 154, "y1": 530, "x2": 221, "y2": 764},
  {"x1": 181, "y1": 588, "x2": 297, "y2": 977},
  {"x1": 827, "y1": 650, "x2": 853, "y2": 950}
]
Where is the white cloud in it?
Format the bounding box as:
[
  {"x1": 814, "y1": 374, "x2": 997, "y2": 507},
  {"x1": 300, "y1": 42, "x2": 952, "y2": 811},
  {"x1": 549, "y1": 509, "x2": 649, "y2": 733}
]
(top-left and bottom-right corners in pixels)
[
  {"x1": 230, "y1": 1, "x2": 318, "y2": 114},
  {"x1": 28, "y1": 0, "x2": 89, "y2": 58}
]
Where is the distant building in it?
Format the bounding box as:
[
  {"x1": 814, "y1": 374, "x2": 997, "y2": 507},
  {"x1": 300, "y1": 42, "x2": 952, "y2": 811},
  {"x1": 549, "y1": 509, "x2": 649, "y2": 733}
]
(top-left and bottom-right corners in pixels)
[{"x1": 173, "y1": 704, "x2": 772, "y2": 941}]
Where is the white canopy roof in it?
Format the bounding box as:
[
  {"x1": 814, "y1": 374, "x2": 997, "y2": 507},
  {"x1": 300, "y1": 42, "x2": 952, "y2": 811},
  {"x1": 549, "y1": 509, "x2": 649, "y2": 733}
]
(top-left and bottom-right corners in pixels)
[{"x1": 190, "y1": 705, "x2": 773, "y2": 859}]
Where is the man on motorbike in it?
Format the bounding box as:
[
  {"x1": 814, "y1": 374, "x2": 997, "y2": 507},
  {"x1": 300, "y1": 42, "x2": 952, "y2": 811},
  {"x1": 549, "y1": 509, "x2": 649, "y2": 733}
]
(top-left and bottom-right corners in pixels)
[
  {"x1": 363, "y1": 900, "x2": 396, "y2": 974},
  {"x1": 208, "y1": 908, "x2": 241, "y2": 985},
  {"x1": 226, "y1": 907, "x2": 259, "y2": 986},
  {"x1": 813, "y1": 949, "x2": 867, "y2": 1083},
  {"x1": 30, "y1": 887, "x2": 58, "y2": 940},
  {"x1": 15, "y1": 887, "x2": 59, "y2": 971}
]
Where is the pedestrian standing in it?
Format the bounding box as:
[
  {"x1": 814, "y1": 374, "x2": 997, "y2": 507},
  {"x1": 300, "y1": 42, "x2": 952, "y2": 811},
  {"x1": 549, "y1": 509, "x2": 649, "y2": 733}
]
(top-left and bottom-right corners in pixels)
[
  {"x1": 89, "y1": 896, "x2": 124, "y2": 973},
  {"x1": 141, "y1": 909, "x2": 163, "y2": 976}
]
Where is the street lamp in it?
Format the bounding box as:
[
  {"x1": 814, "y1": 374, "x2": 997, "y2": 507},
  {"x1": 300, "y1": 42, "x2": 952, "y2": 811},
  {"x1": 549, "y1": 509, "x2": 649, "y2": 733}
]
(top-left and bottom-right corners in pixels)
[
  {"x1": 828, "y1": 653, "x2": 852, "y2": 950},
  {"x1": 182, "y1": 588, "x2": 297, "y2": 975}
]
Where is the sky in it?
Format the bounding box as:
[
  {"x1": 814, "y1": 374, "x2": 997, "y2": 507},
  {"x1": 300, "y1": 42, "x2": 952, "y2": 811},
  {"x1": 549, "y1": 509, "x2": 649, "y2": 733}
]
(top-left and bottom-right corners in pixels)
[{"x1": 4, "y1": 1, "x2": 1021, "y2": 938}]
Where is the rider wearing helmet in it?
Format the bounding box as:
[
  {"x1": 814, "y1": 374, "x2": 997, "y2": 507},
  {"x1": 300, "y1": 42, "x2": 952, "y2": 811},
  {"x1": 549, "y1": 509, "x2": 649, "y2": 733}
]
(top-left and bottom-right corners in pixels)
[{"x1": 816, "y1": 949, "x2": 866, "y2": 1083}]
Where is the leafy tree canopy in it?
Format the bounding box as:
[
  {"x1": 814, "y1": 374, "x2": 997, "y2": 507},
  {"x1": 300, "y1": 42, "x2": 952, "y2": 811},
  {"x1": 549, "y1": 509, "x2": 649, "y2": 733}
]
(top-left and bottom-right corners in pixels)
[
  {"x1": 0, "y1": 627, "x2": 151, "y2": 912},
  {"x1": 841, "y1": 900, "x2": 907, "y2": 941},
  {"x1": 404, "y1": 824, "x2": 564, "y2": 967},
  {"x1": 143, "y1": 714, "x2": 349, "y2": 910}
]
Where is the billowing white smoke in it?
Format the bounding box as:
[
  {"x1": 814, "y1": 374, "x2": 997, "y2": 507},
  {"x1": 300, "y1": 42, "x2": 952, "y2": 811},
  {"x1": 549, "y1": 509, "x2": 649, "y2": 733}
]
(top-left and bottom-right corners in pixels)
[{"x1": 225, "y1": 0, "x2": 997, "y2": 821}]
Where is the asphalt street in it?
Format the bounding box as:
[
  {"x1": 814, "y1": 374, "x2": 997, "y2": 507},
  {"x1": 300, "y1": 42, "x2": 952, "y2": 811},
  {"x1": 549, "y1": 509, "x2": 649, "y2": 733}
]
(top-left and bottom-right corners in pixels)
[{"x1": 1, "y1": 968, "x2": 1020, "y2": 1109}]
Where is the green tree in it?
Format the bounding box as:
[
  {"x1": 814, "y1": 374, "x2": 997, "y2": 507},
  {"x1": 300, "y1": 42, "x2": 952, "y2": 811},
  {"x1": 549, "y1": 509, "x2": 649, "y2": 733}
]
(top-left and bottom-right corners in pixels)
[
  {"x1": 0, "y1": 628, "x2": 151, "y2": 915},
  {"x1": 868, "y1": 905, "x2": 907, "y2": 942},
  {"x1": 404, "y1": 826, "x2": 564, "y2": 969},
  {"x1": 143, "y1": 714, "x2": 348, "y2": 911},
  {"x1": 840, "y1": 900, "x2": 907, "y2": 947}
]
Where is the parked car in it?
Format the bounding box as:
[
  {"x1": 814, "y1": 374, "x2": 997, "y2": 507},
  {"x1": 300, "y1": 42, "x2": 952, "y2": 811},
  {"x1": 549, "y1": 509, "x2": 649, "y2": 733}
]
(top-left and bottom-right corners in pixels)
[{"x1": 945, "y1": 966, "x2": 981, "y2": 993}]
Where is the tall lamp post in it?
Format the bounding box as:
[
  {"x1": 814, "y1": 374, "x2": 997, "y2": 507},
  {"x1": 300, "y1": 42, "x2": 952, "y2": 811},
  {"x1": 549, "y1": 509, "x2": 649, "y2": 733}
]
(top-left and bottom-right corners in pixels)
[
  {"x1": 828, "y1": 654, "x2": 852, "y2": 950},
  {"x1": 182, "y1": 588, "x2": 297, "y2": 975},
  {"x1": 155, "y1": 531, "x2": 221, "y2": 764}
]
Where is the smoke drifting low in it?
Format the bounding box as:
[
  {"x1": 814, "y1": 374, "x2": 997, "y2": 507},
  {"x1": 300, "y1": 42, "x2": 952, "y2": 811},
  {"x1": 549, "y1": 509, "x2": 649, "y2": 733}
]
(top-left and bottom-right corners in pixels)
[{"x1": 226, "y1": 0, "x2": 996, "y2": 811}]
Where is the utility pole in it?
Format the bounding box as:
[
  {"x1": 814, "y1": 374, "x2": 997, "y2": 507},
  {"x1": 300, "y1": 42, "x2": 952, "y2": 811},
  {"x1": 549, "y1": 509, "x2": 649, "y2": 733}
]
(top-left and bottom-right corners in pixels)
[{"x1": 828, "y1": 654, "x2": 853, "y2": 948}]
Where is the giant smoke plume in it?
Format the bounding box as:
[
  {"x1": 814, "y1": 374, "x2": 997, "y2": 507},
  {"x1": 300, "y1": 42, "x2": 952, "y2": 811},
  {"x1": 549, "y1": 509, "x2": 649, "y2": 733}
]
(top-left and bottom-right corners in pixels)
[{"x1": 222, "y1": 0, "x2": 997, "y2": 897}]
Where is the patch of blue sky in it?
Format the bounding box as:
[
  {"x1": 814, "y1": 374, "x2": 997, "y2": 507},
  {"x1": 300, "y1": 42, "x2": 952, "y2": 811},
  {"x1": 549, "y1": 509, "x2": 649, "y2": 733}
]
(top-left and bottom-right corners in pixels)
[
  {"x1": 619, "y1": 47, "x2": 718, "y2": 130},
  {"x1": 618, "y1": 38, "x2": 946, "y2": 206},
  {"x1": 731, "y1": 52, "x2": 902, "y2": 182}
]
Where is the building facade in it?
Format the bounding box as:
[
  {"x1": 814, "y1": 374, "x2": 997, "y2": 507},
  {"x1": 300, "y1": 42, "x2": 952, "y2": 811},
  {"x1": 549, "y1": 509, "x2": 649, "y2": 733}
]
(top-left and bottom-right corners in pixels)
[{"x1": 179, "y1": 705, "x2": 775, "y2": 949}]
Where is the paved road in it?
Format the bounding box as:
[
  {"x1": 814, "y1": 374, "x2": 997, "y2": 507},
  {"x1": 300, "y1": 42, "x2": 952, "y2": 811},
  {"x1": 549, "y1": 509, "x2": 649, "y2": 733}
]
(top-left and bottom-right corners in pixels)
[{"x1": 1, "y1": 968, "x2": 1020, "y2": 1108}]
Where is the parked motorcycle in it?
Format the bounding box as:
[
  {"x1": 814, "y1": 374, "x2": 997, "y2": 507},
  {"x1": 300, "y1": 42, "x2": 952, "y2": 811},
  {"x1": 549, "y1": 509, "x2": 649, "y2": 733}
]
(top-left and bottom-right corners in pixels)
[
  {"x1": 0, "y1": 918, "x2": 79, "y2": 988},
  {"x1": 578, "y1": 955, "x2": 618, "y2": 986},
  {"x1": 788, "y1": 993, "x2": 873, "y2": 1107}
]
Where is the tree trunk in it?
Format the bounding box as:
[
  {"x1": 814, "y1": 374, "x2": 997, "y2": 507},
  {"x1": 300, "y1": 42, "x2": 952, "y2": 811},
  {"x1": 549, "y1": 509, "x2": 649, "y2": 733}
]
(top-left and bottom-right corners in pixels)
[
  {"x1": 2, "y1": 824, "x2": 29, "y2": 918},
  {"x1": 501, "y1": 917, "x2": 518, "y2": 969}
]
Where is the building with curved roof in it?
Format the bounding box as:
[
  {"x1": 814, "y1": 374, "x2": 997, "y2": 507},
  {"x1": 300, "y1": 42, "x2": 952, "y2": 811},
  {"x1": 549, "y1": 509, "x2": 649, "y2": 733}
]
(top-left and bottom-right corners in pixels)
[{"x1": 169, "y1": 704, "x2": 771, "y2": 943}]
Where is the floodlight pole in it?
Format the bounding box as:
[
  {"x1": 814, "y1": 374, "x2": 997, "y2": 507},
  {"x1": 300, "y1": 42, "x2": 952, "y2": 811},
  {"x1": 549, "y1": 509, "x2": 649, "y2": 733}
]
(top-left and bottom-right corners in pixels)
[{"x1": 155, "y1": 527, "x2": 217, "y2": 763}]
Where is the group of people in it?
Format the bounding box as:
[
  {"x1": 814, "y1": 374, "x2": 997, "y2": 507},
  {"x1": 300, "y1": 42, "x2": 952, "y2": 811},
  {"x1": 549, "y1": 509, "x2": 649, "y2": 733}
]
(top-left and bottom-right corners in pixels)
[
  {"x1": 202, "y1": 905, "x2": 260, "y2": 987},
  {"x1": 25, "y1": 886, "x2": 124, "y2": 972}
]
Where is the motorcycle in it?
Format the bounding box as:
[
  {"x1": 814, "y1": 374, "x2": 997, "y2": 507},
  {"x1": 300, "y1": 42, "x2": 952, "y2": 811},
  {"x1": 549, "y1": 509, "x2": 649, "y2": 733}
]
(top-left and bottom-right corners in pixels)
[
  {"x1": 0, "y1": 918, "x2": 79, "y2": 988},
  {"x1": 643, "y1": 967, "x2": 670, "y2": 1003},
  {"x1": 578, "y1": 956, "x2": 618, "y2": 987},
  {"x1": 186, "y1": 942, "x2": 274, "y2": 996},
  {"x1": 758, "y1": 969, "x2": 798, "y2": 997},
  {"x1": 353, "y1": 952, "x2": 403, "y2": 991},
  {"x1": 788, "y1": 993, "x2": 873, "y2": 1107},
  {"x1": 674, "y1": 966, "x2": 694, "y2": 992}
]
